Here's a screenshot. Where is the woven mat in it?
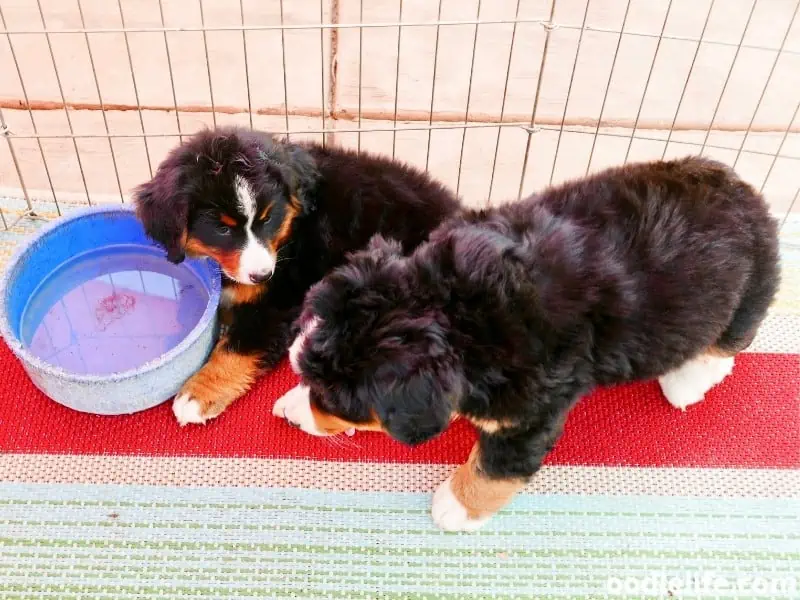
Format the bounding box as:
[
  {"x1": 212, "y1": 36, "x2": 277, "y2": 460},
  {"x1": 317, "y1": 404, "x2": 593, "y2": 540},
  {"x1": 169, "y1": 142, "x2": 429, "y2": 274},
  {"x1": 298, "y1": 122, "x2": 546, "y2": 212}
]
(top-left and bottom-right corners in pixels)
[{"x1": 0, "y1": 217, "x2": 798, "y2": 599}]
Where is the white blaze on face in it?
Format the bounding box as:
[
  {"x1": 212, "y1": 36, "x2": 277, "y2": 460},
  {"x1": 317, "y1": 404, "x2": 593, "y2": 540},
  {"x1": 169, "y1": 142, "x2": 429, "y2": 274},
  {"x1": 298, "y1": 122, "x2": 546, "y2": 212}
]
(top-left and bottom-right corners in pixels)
[
  {"x1": 288, "y1": 316, "x2": 320, "y2": 374},
  {"x1": 234, "y1": 175, "x2": 276, "y2": 284}
]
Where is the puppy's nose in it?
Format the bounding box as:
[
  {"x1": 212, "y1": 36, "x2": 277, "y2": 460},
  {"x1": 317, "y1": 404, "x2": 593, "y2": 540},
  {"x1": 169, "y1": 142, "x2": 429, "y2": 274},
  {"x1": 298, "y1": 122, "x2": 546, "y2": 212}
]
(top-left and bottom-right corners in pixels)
[{"x1": 249, "y1": 272, "x2": 270, "y2": 284}]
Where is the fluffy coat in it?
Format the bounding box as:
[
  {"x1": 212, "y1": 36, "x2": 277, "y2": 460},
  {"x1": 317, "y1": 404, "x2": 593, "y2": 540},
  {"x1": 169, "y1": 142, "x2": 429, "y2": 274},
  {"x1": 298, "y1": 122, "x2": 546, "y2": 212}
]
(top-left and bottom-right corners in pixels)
[
  {"x1": 277, "y1": 156, "x2": 781, "y2": 531},
  {"x1": 134, "y1": 127, "x2": 460, "y2": 424}
]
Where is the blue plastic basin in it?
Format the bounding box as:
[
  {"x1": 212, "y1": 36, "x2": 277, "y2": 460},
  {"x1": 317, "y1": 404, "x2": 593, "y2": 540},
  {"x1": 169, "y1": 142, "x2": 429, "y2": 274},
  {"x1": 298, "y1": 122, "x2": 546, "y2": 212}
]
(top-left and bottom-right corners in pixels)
[{"x1": 0, "y1": 206, "x2": 221, "y2": 415}]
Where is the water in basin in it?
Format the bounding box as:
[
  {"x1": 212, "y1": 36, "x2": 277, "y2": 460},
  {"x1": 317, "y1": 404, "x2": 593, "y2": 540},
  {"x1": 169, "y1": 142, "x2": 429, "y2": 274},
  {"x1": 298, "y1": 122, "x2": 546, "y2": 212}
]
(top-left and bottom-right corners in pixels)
[{"x1": 20, "y1": 245, "x2": 209, "y2": 375}]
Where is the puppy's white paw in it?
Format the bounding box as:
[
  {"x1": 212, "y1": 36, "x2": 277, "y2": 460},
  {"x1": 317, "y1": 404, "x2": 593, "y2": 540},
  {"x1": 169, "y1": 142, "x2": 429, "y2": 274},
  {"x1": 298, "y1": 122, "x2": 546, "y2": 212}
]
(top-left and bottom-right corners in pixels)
[
  {"x1": 173, "y1": 394, "x2": 207, "y2": 426},
  {"x1": 431, "y1": 476, "x2": 489, "y2": 532},
  {"x1": 272, "y1": 384, "x2": 307, "y2": 418},
  {"x1": 659, "y1": 355, "x2": 735, "y2": 410},
  {"x1": 272, "y1": 385, "x2": 326, "y2": 436}
]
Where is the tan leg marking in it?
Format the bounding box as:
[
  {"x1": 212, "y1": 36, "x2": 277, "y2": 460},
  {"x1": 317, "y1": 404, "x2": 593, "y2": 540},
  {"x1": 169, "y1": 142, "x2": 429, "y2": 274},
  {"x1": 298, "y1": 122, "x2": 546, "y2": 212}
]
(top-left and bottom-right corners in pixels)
[
  {"x1": 173, "y1": 339, "x2": 261, "y2": 425},
  {"x1": 450, "y1": 445, "x2": 526, "y2": 520}
]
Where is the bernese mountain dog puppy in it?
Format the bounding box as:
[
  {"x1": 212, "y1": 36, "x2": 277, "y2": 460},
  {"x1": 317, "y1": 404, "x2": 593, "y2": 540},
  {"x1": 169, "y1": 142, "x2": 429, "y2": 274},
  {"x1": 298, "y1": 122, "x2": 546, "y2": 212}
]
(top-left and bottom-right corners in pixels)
[
  {"x1": 272, "y1": 156, "x2": 781, "y2": 531},
  {"x1": 134, "y1": 126, "x2": 460, "y2": 425}
]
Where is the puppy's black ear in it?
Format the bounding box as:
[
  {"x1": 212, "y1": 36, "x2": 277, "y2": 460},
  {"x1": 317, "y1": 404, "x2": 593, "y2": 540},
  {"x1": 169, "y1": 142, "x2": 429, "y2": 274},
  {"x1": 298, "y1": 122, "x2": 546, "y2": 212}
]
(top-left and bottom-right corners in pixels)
[
  {"x1": 373, "y1": 366, "x2": 460, "y2": 446},
  {"x1": 280, "y1": 142, "x2": 320, "y2": 211},
  {"x1": 134, "y1": 166, "x2": 188, "y2": 264}
]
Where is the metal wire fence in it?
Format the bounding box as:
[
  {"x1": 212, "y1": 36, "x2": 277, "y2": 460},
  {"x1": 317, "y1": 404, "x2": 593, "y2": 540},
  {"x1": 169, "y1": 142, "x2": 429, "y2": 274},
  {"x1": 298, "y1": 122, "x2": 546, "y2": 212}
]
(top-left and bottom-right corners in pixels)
[{"x1": 0, "y1": 0, "x2": 798, "y2": 233}]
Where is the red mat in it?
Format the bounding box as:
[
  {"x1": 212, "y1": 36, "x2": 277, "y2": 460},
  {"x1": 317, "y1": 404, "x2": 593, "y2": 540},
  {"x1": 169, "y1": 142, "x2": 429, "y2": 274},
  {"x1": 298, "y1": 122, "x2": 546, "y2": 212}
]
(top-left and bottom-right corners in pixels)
[{"x1": 0, "y1": 341, "x2": 797, "y2": 468}]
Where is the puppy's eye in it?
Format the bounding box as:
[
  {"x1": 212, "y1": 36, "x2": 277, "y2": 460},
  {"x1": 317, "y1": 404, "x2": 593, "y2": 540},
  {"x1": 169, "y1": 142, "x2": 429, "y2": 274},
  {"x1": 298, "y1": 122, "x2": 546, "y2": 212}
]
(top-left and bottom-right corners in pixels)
[
  {"x1": 258, "y1": 203, "x2": 274, "y2": 225},
  {"x1": 218, "y1": 214, "x2": 237, "y2": 234}
]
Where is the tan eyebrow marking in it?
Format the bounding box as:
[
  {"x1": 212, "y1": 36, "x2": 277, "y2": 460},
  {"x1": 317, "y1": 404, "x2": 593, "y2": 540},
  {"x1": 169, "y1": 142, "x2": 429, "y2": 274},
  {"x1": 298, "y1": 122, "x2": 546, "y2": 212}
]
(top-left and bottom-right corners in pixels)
[
  {"x1": 258, "y1": 202, "x2": 274, "y2": 221},
  {"x1": 220, "y1": 214, "x2": 237, "y2": 227}
]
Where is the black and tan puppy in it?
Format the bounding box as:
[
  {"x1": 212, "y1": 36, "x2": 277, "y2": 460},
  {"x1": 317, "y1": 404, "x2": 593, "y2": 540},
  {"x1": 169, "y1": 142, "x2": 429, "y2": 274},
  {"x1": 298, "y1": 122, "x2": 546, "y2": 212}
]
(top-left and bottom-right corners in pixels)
[
  {"x1": 273, "y1": 157, "x2": 780, "y2": 531},
  {"x1": 134, "y1": 126, "x2": 460, "y2": 425}
]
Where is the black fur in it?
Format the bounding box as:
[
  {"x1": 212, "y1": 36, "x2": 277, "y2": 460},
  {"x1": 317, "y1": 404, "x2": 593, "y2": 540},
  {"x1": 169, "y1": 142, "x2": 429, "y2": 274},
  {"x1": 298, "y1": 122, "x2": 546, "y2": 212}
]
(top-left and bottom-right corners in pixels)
[
  {"x1": 134, "y1": 126, "x2": 461, "y2": 394},
  {"x1": 294, "y1": 157, "x2": 781, "y2": 481}
]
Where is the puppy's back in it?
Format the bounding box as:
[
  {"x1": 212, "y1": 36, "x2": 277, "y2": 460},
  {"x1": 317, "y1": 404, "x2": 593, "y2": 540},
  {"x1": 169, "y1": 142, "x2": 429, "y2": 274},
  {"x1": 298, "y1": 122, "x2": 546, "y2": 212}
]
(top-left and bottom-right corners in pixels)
[
  {"x1": 540, "y1": 156, "x2": 779, "y2": 379},
  {"x1": 453, "y1": 157, "x2": 780, "y2": 383}
]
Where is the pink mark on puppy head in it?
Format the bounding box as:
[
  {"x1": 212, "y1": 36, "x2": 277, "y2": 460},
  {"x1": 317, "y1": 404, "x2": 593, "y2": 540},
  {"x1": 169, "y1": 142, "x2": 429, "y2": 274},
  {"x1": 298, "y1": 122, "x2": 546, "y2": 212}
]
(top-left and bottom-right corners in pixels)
[{"x1": 95, "y1": 292, "x2": 136, "y2": 331}]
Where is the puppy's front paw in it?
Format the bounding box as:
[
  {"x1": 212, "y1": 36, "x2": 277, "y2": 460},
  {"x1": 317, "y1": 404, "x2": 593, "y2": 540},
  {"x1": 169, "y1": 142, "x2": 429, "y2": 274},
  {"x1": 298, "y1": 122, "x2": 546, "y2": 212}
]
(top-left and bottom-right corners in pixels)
[
  {"x1": 272, "y1": 384, "x2": 307, "y2": 419},
  {"x1": 170, "y1": 348, "x2": 260, "y2": 426},
  {"x1": 172, "y1": 375, "x2": 228, "y2": 426},
  {"x1": 272, "y1": 385, "x2": 327, "y2": 436},
  {"x1": 431, "y1": 476, "x2": 489, "y2": 532},
  {"x1": 172, "y1": 393, "x2": 228, "y2": 426},
  {"x1": 172, "y1": 393, "x2": 206, "y2": 426}
]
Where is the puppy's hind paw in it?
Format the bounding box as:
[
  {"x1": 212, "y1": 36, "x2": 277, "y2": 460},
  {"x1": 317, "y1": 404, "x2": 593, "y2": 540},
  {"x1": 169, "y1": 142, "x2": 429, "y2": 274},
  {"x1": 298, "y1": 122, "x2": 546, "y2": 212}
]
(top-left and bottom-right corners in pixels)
[{"x1": 659, "y1": 354, "x2": 735, "y2": 410}]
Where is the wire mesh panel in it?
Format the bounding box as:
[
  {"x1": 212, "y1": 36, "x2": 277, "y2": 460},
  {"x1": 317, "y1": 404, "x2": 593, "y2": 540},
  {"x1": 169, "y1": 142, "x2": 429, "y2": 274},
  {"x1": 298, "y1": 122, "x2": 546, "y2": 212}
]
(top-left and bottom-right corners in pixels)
[{"x1": 0, "y1": 0, "x2": 798, "y2": 234}]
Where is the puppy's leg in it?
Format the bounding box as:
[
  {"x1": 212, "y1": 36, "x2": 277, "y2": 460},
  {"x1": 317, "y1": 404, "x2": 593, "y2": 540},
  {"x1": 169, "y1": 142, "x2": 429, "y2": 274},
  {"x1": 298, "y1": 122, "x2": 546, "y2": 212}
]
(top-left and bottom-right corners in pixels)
[
  {"x1": 661, "y1": 245, "x2": 780, "y2": 412},
  {"x1": 172, "y1": 303, "x2": 299, "y2": 426},
  {"x1": 658, "y1": 348, "x2": 735, "y2": 411},
  {"x1": 432, "y1": 421, "x2": 564, "y2": 532},
  {"x1": 173, "y1": 337, "x2": 262, "y2": 425},
  {"x1": 432, "y1": 445, "x2": 525, "y2": 532}
]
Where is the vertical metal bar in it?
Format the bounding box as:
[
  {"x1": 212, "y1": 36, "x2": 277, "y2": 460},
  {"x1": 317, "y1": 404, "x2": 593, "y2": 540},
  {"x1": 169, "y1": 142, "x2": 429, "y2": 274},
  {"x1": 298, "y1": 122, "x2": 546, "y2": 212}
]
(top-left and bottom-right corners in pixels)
[
  {"x1": 517, "y1": 0, "x2": 557, "y2": 200},
  {"x1": 698, "y1": 0, "x2": 759, "y2": 156},
  {"x1": 116, "y1": 0, "x2": 153, "y2": 177},
  {"x1": 661, "y1": 0, "x2": 716, "y2": 160},
  {"x1": 0, "y1": 205, "x2": 8, "y2": 230},
  {"x1": 424, "y1": 0, "x2": 444, "y2": 172},
  {"x1": 198, "y1": 0, "x2": 217, "y2": 128},
  {"x1": 319, "y1": 0, "x2": 326, "y2": 147},
  {"x1": 0, "y1": 108, "x2": 32, "y2": 213},
  {"x1": 278, "y1": 0, "x2": 291, "y2": 140},
  {"x1": 733, "y1": 0, "x2": 800, "y2": 168},
  {"x1": 240, "y1": 0, "x2": 253, "y2": 129},
  {"x1": 157, "y1": 0, "x2": 183, "y2": 141},
  {"x1": 76, "y1": 0, "x2": 125, "y2": 203},
  {"x1": 585, "y1": 0, "x2": 632, "y2": 174},
  {"x1": 357, "y1": 0, "x2": 364, "y2": 153},
  {"x1": 0, "y1": 4, "x2": 60, "y2": 215},
  {"x1": 487, "y1": 0, "x2": 522, "y2": 203},
  {"x1": 781, "y1": 187, "x2": 799, "y2": 231},
  {"x1": 390, "y1": 0, "x2": 404, "y2": 158},
  {"x1": 455, "y1": 0, "x2": 483, "y2": 197},
  {"x1": 549, "y1": 0, "x2": 591, "y2": 184},
  {"x1": 35, "y1": 0, "x2": 92, "y2": 205},
  {"x1": 759, "y1": 98, "x2": 800, "y2": 194},
  {"x1": 622, "y1": 0, "x2": 675, "y2": 164}
]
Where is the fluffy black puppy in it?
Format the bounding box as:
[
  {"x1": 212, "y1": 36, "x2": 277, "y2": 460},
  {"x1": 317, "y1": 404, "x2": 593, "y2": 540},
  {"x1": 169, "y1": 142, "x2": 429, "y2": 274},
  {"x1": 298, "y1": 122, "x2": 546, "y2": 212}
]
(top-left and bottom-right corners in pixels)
[
  {"x1": 134, "y1": 126, "x2": 460, "y2": 425},
  {"x1": 273, "y1": 156, "x2": 780, "y2": 531}
]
